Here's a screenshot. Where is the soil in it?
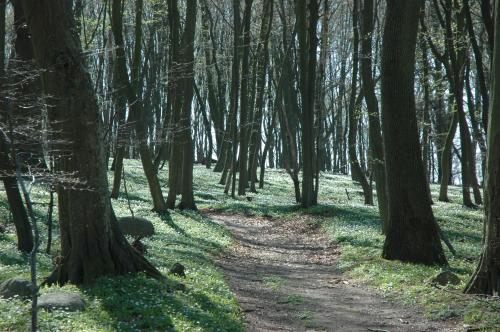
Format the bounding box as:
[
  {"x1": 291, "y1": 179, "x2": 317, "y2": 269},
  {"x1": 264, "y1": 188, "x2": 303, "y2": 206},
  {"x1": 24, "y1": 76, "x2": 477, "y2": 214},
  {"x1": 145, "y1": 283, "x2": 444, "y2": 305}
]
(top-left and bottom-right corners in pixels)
[{"x1": 208, "y1": 212, "x2": 460, "y2": 332}]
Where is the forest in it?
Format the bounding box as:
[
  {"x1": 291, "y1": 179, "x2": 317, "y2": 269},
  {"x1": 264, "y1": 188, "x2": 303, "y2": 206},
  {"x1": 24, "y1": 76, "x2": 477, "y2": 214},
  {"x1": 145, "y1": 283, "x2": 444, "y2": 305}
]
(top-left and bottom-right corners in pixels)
[{"x1": 0, "y1": 0, "x2": 499, "y2": 331}]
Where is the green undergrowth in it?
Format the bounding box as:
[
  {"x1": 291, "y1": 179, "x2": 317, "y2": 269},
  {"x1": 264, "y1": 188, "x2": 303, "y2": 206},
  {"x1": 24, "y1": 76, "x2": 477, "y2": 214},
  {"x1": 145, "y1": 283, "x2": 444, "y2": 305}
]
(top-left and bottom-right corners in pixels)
[
  {"x1": 191, "y1": 163, "x2": 500, "y2": 330},
  {"x1": 0, "y1": 161, "x2": 243, "y2": 331},
  {"x1": 1, "y1": 160, "x2": 499, "y2": 331},
  {"x1": 321, "y1": 183, "x2": 500, "y2": 331}
]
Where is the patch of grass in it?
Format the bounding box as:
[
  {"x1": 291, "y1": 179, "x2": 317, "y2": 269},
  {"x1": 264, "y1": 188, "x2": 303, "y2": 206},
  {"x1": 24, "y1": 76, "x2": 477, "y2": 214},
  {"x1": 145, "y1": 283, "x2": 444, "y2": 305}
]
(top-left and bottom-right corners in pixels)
[
  {"x1": 297, "y1": 310, "x2": 313, "y2": 321},
  {"x1": 190, "y1": 164, "x2": 500, "y2": 330},
  {"x1": 0, "y1": 161, "x2": 243, "y2": 332},
  {"x1": 278, "y1": 293, "x2": 303, "y2": 306},
  {"x1": 323, "y1": 184, "x2": 500, "y2": 331},
  {"x1": 2, "y1": 161, "x2": 499, "y2": 331},
  {"x1": 262, "y1": 276, "x2": 284, "y2": 291}
]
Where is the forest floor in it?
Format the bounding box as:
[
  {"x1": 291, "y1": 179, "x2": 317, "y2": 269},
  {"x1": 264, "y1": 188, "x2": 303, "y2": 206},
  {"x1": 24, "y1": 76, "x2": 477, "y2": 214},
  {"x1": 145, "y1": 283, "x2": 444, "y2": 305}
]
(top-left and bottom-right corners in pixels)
[
  {"x1": 209, "y1": 212, "x2": 459, "y2": 332},
  {"x1": 1, "y1": 161, "x2": 499, "y2": 331}
]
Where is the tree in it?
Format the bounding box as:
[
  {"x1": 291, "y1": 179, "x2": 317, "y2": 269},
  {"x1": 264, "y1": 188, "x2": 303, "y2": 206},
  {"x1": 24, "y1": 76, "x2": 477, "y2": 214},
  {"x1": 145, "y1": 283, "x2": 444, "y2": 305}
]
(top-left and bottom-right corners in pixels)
[
  {"x1": 277, "y1": 0, "x2": 301, "y2": 203},
  {"x1": 360, "y1": 0, "x2": 388, "y2": 230},
  {"x1": 0, "y1": 0, "x2": 33, "y2": 253},
  {"x1": 348, "y1": 0, "x2": 372, "y2": 206},
  {"x1": 380, "y1": 0, "x2": 447, "y2": 265},
  {"x1": 21, "y1": 0, "x2": 162, "y2": 284},
  {"x1": 296, "y1": 0, "x2": 319, "y2": 208},
  {"x1": 111, "y1": 0, "x2": 168, "y2": 213},
  {"x1": 237, "y1": 0, "x2": 254, "y2": 196},
  {"x1": 0, "y1": 130, "x2": 33, "y2": 253},
  {"x1": 248, "y1": 0, "x2": 274, "y2": 193},
  {"x1": 466, "y1": 0, "x2": 500, "y2": 295},
  {"x1": 165, "y1": 0, "x2": 197, "y2": 210}
]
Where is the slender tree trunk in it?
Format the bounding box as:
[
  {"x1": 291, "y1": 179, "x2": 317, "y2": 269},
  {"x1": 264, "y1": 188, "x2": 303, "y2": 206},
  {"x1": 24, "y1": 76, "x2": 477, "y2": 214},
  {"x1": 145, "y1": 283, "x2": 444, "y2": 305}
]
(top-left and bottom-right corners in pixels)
[
  {"x1": 464, "y1": 0, "x2": 490, "y2": 132},
  {"x1": 111, "y1": 0, "x2": 167, "y2": 212},
  {"x1": 348, "y1": 0, "x2": 372, "y2": 205},
  {"x1": 178, "y1": 0, "x2": 197, "y2": 210},
  {"x1": 439, "y1": 111, "x2": 458, "y2": 202},
  {"x1": 0, "y1": 130, "x2": 33, "y2": 253},
  {"x1": 466, "y1": 0, "x2": 500, "y2": 295},
  {"x1": 248, "y1": 0, "x2": 273, "y2": 193},
  {"x1": 237, "y1": 0, "x2": 253, "y2": 196},
  {"x1": 200, "y1": 1, "x2": 224, "y2": 156},
  {"x1": 361, "y1": 2, "x2": 385, "y2": 196},
  {"x1": 225, "y1": 0, "x2": 242, "y2": 197}
]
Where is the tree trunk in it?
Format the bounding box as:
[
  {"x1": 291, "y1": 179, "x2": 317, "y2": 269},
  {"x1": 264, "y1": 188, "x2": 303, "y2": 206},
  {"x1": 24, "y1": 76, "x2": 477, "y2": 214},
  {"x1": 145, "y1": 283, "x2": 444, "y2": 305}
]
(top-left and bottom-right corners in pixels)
[
  {"x1": 237, "y1": 0, "x2": 253, "y2": 196},
  {"x1": 111, "y1": 0, "x2": 167, "y2": 213},
  {"x1": 380, "y1": 0, "x2": 447, "y2": 266},
  {"x1": 296, "y1": 0, "x2": 319, "y2": 208},
  {"x1": 248, "y1": 0, "x2": 273, "y2": 193},
  {"x1": 225, "y1": 0, "x2": 242, "y2": 198},
  {"x1": 0, "y1": 130, "x2": 33, "y2": 253},
  {"x1": 4, "y1": 1, "x2": 46, "y2": 173},
  {"x1": 466, "y1": 0, "x2": 500, "y2": 295},
  {"x1": 349, "y1": 0, "x2": 373, "y2": 206},
  {"x1": 21, "y1": 0, "x2": 162, "y2": 284},
  {"x1": 178, "y1": 0, "x2": 198, "y2": 210},
  {"x1": 439, "y1": 111, "x2": 458, "y2": 202}
]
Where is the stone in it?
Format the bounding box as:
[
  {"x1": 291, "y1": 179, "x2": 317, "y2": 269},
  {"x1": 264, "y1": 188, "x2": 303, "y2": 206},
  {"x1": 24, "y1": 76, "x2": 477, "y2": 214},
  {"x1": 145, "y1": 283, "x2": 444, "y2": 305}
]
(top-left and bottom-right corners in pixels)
[
  {"x1": 37, "y1": 292, "x2": 85, "y2": 312},
  {"x1": 169, "y1": 263, "x2": 186, "y2": 277},
  {"x1": 431, "y1": 271, "x2": 460, "y2": 286},
  {"x1": 132, "y1": 238, "x2": 147, "y2": 254},
  {"x1": 118, "y1": 216, "x2": 155, "y2": 239},
  {"x1": 0, "y1": 278, "x2": 32, "y2": 299}
]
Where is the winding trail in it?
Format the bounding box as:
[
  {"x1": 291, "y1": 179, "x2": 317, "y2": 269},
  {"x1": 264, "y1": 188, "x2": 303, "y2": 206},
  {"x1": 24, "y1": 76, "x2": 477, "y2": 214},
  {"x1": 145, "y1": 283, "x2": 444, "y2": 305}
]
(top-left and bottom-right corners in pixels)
[{"x1": 209, "y1": 212, "x2": 459, "y2": 332}]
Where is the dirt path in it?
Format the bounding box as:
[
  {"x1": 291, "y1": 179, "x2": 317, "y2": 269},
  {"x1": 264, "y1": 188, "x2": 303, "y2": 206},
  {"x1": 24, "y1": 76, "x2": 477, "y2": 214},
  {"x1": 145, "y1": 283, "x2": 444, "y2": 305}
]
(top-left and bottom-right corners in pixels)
[{"x1": 209, "y1": 213, "x2": 459, "y2": 332}]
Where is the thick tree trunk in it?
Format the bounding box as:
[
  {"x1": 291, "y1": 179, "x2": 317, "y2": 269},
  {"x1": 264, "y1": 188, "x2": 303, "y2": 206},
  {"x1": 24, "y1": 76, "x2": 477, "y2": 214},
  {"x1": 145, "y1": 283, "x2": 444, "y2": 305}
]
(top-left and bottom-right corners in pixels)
[
  {"x1": 165, "y1": 0, "x2": 197, "y2": 210},
  {"x1": 21, "y1": 0, "x2": 162, "y2": 284},
  {"x1": 380, "y1": 0, "x2": 447, "y2": 266},
  {"x1": 4, "y1": 1, "x2": 46, "y2": 172},
  {"x1": 296, "y1": 0, "x2": 319, "y2": 208},
  {"x1": 466, "y1": 0, "x2": 500, "y2": 295}
]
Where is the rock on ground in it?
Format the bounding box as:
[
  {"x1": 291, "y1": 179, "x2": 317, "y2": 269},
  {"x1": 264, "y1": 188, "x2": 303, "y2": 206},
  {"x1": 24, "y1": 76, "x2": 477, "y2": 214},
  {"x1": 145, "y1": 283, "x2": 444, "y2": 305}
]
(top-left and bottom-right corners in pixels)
[
  {"x1": 37, "y1": 292, "x2": 86, "y2": 312},
  {"x1": 169, "y1": 263, "x2": 186, "y2": 277},
  {"x1": 0, "y1": 278, "x2": 32, "y2": 299},
  {"x1": 432, "y1": 271, "x2": 461, "y2": 286},
  {"x1": 118, "y1": 216, "x2": 155, "y2": 238}
]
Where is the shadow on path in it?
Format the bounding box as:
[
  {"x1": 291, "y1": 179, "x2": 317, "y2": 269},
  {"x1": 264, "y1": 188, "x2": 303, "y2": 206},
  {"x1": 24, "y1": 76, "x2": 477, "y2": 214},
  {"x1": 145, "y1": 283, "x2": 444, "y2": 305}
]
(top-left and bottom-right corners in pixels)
[{"x1": 210, "y1": 213, "x2": 459, "y2": 332}]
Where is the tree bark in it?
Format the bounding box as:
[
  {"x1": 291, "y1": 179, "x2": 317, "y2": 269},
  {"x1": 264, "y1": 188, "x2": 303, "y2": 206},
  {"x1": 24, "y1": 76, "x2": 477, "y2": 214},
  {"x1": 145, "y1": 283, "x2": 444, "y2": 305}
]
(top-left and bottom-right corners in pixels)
[
  {"x1": 111, "y1": 0, "x2": 167, "y2": 212},
  {"x1": 21, "y1": 0, "x2": 163, "y2": 284},
  {"x1": 248, "y1": 0, "x2": 273, "y2": 193},
  {"x1": 348, "y1": 0, "x2": 373, "y2": 206},
  {"x1": 381, "y1": 0, "x2": 447, "y2": 265},
  {"x1": 296, "y1": 0, "x2": 319, "y2": 208},
  {"x1": 466, "y1": 0, "x2": 500, "y2": 296},
  {"x1": 237, "y1": 0, "x2": 253, "y2": 196},
  {"x1": 0, "y1": 130, "x2": 33, "y2": 253}
]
